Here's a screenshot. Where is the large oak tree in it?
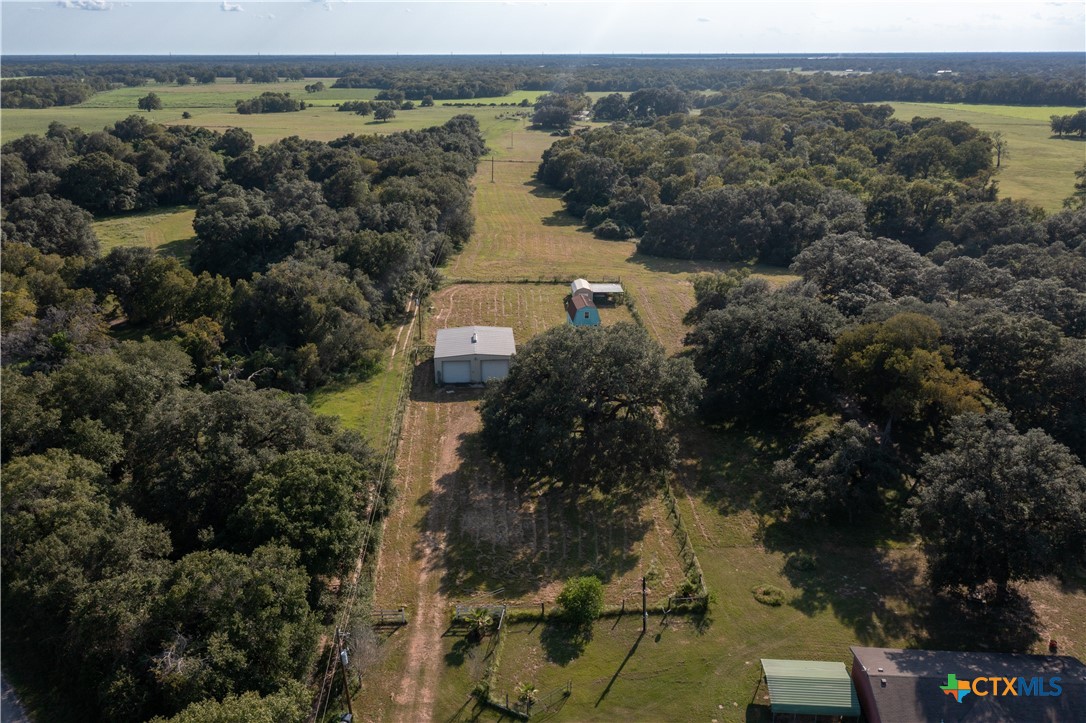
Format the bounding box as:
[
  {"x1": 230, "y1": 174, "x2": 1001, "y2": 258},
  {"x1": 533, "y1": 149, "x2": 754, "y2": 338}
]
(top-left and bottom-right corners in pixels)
[{"x1": 480, "y1": 323, "x2": 702, "y2": 490}]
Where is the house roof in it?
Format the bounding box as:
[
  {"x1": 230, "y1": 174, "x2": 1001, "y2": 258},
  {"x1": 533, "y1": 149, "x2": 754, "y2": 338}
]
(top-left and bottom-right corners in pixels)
[
  {"x1": 851, "y1": 646, "x2": 1086, "y2": 723},
  {"x1": 434, "y1": 326, "x2": 515, "y2": 359},
  {"x1": 760, "y1": 659, "x2": 860, "y2": 716}
]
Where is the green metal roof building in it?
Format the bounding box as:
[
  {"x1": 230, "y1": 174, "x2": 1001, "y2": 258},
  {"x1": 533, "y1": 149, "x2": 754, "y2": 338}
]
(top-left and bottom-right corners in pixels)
[{"x1": 759, "y1": 659, "x2": 861, "y2": 719}]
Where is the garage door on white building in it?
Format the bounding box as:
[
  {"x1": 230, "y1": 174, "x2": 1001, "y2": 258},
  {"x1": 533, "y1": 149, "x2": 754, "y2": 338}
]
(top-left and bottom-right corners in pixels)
[
  {"x1": 480, "y1": 359, "x2": 510, "y2": 381},
  {"x1": 441, "y1": 360, "x2": 471, "y2": 384}
]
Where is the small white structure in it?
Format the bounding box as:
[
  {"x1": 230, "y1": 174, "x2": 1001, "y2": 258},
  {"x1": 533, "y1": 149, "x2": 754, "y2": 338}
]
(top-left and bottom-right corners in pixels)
[
  {"x1": 570, "y1": 278, "x2": 625, "y2": 298},
  {"x1": 434, "y1": 326, "x2": 516, "y2": 385}
]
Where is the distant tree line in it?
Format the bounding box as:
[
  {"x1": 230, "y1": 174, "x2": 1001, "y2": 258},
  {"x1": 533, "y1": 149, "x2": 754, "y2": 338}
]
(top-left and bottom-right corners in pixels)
[
  {"x1": 0, "y1": 76, "x2": 109, "y2": 108},
  {"x1": 4, "y1": 53, "x2": 1083, "y2": 106}
]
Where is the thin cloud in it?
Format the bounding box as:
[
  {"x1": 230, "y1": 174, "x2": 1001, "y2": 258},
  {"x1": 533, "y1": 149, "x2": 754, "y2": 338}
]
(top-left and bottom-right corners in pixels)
[
  {"x1": 220, "y1": 1, "x2": 242, "y2": 11},
  {"x1": 697, "y1": 17, "x2": 710, "y2": 23},
  {"x1": 57, "y1": 0, "x2": 112, "y2": 11}
]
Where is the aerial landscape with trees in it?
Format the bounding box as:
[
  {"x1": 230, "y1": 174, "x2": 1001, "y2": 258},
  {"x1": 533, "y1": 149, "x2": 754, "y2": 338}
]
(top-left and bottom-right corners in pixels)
[{"x1": 1, "y1": 41, "x2": 1085, "y2": 723}]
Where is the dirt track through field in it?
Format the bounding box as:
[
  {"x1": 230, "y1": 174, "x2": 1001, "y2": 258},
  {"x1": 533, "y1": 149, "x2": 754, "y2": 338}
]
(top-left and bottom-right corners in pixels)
[{"x1": 390, "y1": 401, "x2": 464, "y2": 722}]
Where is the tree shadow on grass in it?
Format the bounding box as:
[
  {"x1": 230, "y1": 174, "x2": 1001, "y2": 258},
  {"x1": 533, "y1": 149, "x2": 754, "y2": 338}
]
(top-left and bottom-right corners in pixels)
[
  {"x1": 524, "y1": 178, "x2": 564, "y2": 200},
  {"x1": 159, "y1": 236, "x2": 197, "y2": 263},
  {"x1": 540, "y1": 620, "x2": 592, "y2": 665},
  {"x1": 541, "y1": 209, "x2": 584, "y2": 228},
  {"x1": 416, "y1": 425, "x2": 652, "y2": 599},
  {"x1": 672, "y1": 421, "x2": 787, "y2": 519},
  {"x1": 624, "y1": 250, "x2": 746, "y2": 276},
  {"x1": 761, "y1": 517, "x2": 921, "y2": 646},
  {"x1": 917, "y1": 585, "x2": 1042, "y2": 653}
]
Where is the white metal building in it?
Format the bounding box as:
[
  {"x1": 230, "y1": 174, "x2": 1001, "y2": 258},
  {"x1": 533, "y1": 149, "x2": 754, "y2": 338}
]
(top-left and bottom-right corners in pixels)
[
  {"x1": 433, "y1": 326, "x2": 516, "y2": 385},
  {"x1": 571, "y1": 278, "x2": 625, "y2": 298}
]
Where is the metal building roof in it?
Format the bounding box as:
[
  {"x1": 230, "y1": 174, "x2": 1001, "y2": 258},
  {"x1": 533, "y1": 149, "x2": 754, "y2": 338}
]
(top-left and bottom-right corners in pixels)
[
  {"x1": 760, "y1": 659, "x2": 860, "y2": 716},
  {"x1": 434, "y1": 326, "x2": 516, "y2": 359},
  {"x1": 571, "y1": 279, "x2": 625, "y2": 295}
]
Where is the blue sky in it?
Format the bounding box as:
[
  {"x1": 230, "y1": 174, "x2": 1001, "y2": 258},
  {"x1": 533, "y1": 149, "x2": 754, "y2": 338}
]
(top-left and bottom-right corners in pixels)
[{"x1": 1, "y1": 1, "x2": 1083, "y2": 56}]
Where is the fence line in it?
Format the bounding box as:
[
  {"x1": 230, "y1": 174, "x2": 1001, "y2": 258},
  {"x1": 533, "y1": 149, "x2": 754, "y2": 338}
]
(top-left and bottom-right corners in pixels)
[{"x1": 309, "y1": 313, "x2": 421, "y2": 722}]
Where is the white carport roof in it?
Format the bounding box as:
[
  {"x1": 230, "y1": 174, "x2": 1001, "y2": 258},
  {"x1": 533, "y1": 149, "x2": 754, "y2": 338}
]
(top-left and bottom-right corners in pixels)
[{"x1": 435, "y1": 326, "x2": 516, "y2": 359}]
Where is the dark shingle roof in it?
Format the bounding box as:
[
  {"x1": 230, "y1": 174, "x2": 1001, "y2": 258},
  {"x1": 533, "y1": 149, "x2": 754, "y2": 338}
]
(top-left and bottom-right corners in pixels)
[{"x1": 851, "y1": 646, "x2": 1086, "y2": 723}]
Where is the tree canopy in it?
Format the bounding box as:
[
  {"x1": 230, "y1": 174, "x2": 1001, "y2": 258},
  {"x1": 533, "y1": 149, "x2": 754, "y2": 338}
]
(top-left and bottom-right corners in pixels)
[
  {"x1": 910, "y1": 411, "x2": 1086, "y2": 598},
  {"x1": 480, "y1": 323, "x2": 703, "y2": 490}
]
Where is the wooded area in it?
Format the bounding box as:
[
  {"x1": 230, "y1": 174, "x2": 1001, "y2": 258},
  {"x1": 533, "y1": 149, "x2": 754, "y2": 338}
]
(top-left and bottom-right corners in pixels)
[
  {"x1": 1, "y1": 112, "x2": 485, "y2": 721},
  {"x1": 2, "y1": 52, "x2": 1085, "y2": 722}
]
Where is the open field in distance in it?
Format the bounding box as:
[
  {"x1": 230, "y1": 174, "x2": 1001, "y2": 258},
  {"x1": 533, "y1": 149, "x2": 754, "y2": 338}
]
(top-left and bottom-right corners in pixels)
[{"x1": 891, "y1": 102, "x2": 1084, "y2": 211}]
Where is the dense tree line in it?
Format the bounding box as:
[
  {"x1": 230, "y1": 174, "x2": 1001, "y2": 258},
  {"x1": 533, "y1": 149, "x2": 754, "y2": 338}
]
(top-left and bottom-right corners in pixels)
[
  {"x1": 0, "y1": 355, "x2": 375, "y2": 720},
  {"x1": 1, "y1": 76, "x2": 108, "y2": 108},
  {"x1": 1, "y1": 113, "x2": 484, "y2": 719}
]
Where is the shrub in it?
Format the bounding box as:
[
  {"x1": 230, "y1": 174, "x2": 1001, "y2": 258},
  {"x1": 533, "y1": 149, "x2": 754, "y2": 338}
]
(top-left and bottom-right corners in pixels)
[
  {"x1": 752, "y1": 585, "x2": 785, "y2": 606},
  {"x1": 676, "y1": 574, "x2": 701, "y2": 597},
  {"x1": 592, "y1": 219, "x2": 633, "y2": 240},
  {"x1": 557, "y1": 576, "x2": 604, "y2": 625}
]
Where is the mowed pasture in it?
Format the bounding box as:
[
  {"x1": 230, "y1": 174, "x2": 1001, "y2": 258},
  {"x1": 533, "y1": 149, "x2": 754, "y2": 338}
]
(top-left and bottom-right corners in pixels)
[
  {"x1": 891, "y1": 102, "x2": 1084, "y2": 211},
  {"x1": 450, "y1": 130, "x2": 798, "y2": 352},
  {"x1": 92, "y1": 206, "x2": 197, "y2": 262}
]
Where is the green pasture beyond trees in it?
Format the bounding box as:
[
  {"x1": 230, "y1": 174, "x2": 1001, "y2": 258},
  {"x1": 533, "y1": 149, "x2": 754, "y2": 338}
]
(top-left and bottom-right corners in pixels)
[
  {"x1": 890, "y1": 102, "x2": 1084, "y2": 211},
  {"x1": 0, "y1": 80, "x2": 617, "y2": 146}
]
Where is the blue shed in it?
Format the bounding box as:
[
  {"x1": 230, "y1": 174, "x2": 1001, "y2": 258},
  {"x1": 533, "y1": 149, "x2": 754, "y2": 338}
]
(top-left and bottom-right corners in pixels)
[{"x1": 566, "y1": 294, "x2": 600, "y2": 326}]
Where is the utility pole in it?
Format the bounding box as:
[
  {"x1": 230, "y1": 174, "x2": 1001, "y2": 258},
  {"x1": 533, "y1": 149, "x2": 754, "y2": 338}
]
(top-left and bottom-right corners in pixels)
[
  {"x1": 336, "y1": 629, "x2": 354, "y2": 719},
  {"x1": 641, "y1": 576, "x2": 647, "y2": 634},
  {"x1": 416, "y1": 296, "x2": 423, "y2": 342},
  {"x1": 490, "y1": 155, "x2": 495, "y2": 183}
]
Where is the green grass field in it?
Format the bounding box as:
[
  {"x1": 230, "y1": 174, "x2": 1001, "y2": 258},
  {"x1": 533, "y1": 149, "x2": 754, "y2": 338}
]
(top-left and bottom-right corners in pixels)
[
  {"x1": 308, "y1": 339, "x2": 412, "y2": 448},
  {"x1": 891, "y1": 102, "x2": 1084, "y2": 211},
  {"x1": 92, "y1": 206, "x2": 197, "y2": 262}
]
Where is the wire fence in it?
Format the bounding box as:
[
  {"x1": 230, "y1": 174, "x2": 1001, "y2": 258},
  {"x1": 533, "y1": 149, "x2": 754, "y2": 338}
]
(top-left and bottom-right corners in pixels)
[{"x1": 309, "y1": 310, "x2": 420, "y2": 723}]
